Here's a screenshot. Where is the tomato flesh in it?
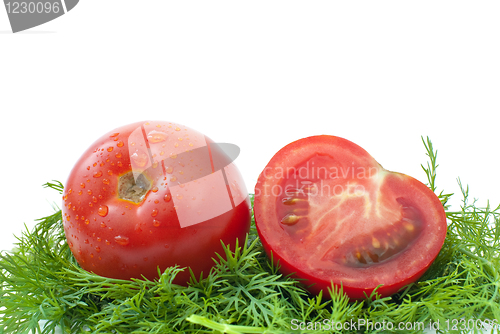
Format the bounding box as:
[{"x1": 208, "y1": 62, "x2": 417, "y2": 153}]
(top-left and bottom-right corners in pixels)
[
  {"x1": 62, "y1": 121, "x2": 251, "y2": 284},
  {"x1": 254, "y1": 136, "x2": 447, "y2": 300}
]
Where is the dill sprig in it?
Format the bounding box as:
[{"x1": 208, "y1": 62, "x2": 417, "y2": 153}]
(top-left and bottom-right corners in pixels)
[{"x1": 1, "y1": 138, "x2": 499, "y2": 333}]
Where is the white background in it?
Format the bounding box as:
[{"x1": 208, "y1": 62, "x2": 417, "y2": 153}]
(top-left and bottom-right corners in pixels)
[{"x1": 0, "y1": 1, "x2": 499, "y2": 255}]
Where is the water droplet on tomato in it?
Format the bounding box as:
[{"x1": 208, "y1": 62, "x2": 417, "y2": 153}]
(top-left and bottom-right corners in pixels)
[
  {"x1": 117, "y1": 141, "x2": 124, "y2": 147},
  {"x1": 107, "y1": 147, "x2": 114, "y2": 152},
  {"x1": 110, "y1": 133, "x2": 120, "y2": 138},
  {"x1": 114, "y1": 235, "x2": 129, "y2": 246},
  {"x1": 131, "y1": 151, "x2": 148, "y2": 167},
  {"x1": 175, "y1": 127, "x2": 181, "y2": 131},
  {"x1": 176, "y1": 194, "x2": 183, "y2": 200},
  {"x1": 85, "y1": 219, "x2": 90, "y2": 225},
  {"x1": 101, "y1": 222, "x2": 106, "y2": 228},
  {"x1": 93, "y1": 171, "x2": 102, "y2": 178},
  {"x1": 154, "y1": 199, "x2": 159, "y2": 204},
  {"x1": 107, "y1": 170, "x2": 113, "y2": 176},
  {"x1": 170, "y1": 153, "x2": 177, "y2": 159},
  {"x1": 151, "y1": 208, "x2": 158, "y2": 217},
  {"x1": 98, "y1": 205, "x2": 108, "y2": 217},
  {"x1": 170, "y1": 176, "x2": 177, "y2": 182},
  {"x1": 115, "y1": 153, "x2": 122, "y2": 158},
  {"x1": 165, "y1": 166, "x2": 173, "y2": 174},
  {"x1": 164, "y1": 194, "x2": 171, "y2": 202},
  {"x1": 95, "y1": 246, "x2": 101, "y2": 253},
  {"x1": 153, "y1": 220, "x2": 160, "y2": 227},
  {"x1": 103, "y1": 179, "x2": 110, "y2": 185},
  {"x1": 147, "y1": 130, "x2": 168, "y2": 143},
  {"x1": 152, "y1": 186, "x2": 158, "y2": 193},
  {"x1": 80, "y1": 183, "x2": 85, "y2": 189}
]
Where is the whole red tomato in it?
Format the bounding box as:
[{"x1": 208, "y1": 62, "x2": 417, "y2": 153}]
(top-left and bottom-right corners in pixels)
[
  {"x1": 62, "y1": 121, "x2": 251, "y2": 284},
  {"x1": 254, "y1": 136, "x2": 447, "y2": 300}
]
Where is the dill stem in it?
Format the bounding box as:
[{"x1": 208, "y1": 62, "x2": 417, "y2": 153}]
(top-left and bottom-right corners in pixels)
[
  {"x1": 458, "y1": 248, "x2": 496, "y2": 276},
  {"x1": 187, "y1": 315, "x2": 265, "y2": 334},
  {"x1": 458, "y1": 247, "x2": 499, "y2": 319}
]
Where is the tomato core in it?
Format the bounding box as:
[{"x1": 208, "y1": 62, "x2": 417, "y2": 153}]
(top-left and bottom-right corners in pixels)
[{"x1": 118, "y1": 172, "x2": 151, "y2": 203}]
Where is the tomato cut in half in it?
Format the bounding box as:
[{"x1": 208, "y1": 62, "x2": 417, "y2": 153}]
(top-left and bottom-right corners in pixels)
[
  {"x1": 62, "y1": 121, "x2": 251, "y2": 284},
  {"x1": 254, "y1": 136, "x2": 447, "y2": 300}
]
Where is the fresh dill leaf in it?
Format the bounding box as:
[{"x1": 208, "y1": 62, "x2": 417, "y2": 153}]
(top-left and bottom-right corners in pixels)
[
  {"x1": 43, "y1": 181, "x2": 64, "y2": 195},
  {"x1": 1, "y1": 139, "x2": 500, "y2": 334},
  {"x1": 421, "y1": 136, "x2": 453, "y2": 210}
]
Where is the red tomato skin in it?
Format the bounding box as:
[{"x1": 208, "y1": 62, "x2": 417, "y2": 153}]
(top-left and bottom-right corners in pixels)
[
  {"x1": 62, "y1": 121, "x2": 251, "y2": 284},
  {"x1": 254, "y1": 135, "x2": 447, "y2": 300}
]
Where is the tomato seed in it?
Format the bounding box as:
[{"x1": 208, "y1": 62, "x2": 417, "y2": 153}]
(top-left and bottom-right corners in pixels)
[{"x1": 281, "y1": 214, "x2": 301, "y2": 225}]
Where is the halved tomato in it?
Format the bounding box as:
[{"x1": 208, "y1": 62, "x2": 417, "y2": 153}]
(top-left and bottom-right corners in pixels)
[{"x1": 254, "y1": 136, "x2": 447, "y2": 300}]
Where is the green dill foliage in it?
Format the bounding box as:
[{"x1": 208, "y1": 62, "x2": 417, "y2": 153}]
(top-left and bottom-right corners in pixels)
[{"x1": 1, "y1": 139, "x2": 500, "y2": 334}]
